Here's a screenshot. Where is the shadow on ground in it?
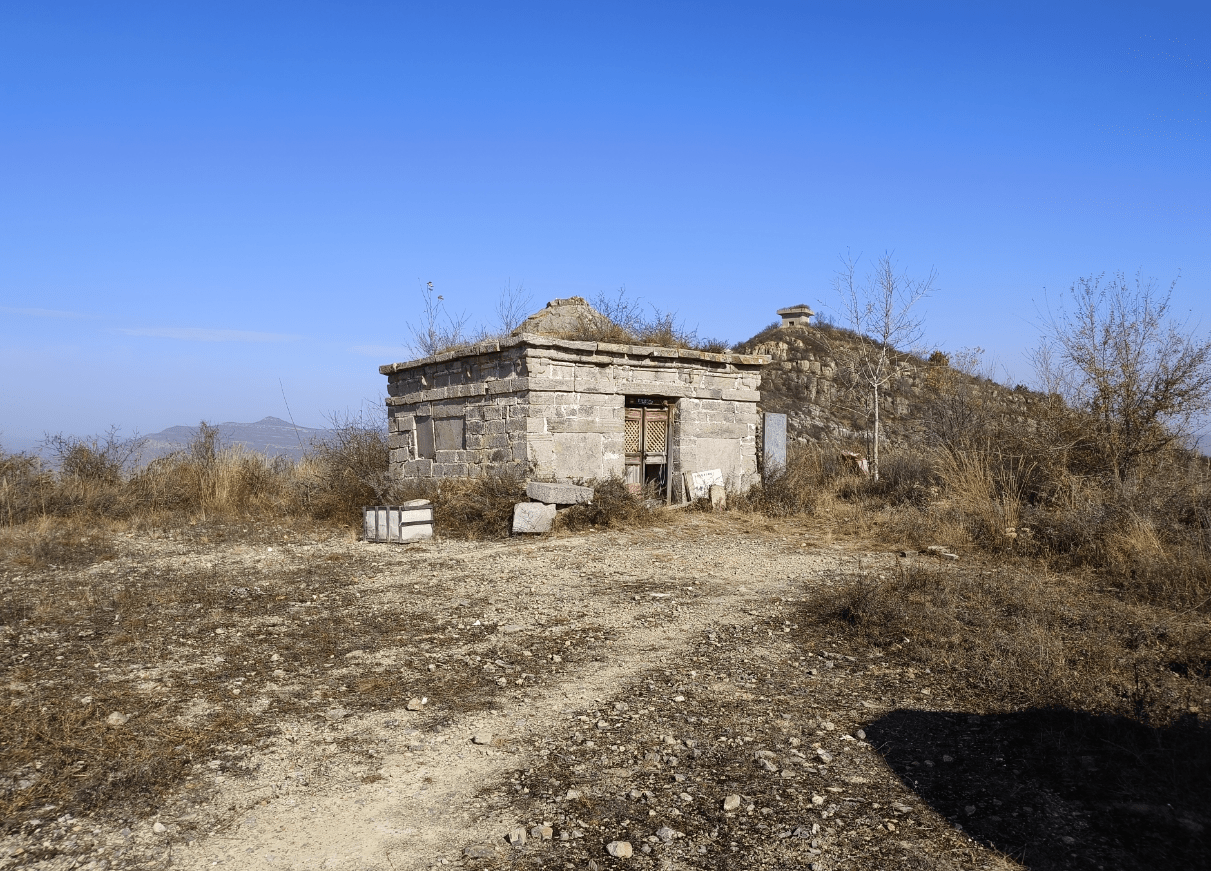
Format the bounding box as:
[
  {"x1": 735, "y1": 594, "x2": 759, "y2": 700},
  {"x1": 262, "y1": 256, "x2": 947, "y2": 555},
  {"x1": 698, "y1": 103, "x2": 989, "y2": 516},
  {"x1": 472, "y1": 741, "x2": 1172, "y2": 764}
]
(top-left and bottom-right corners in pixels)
[{"x1": 866, "y1": 707, "x2": 1211, "y2": 870}]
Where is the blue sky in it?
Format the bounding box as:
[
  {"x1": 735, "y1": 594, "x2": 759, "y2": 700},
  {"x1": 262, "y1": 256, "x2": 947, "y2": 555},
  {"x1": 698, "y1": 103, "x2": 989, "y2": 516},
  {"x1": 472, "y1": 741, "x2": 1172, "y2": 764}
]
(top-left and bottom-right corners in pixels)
[{"x1": 1, "y1": 1, "x2": 1208, "y2": 447}]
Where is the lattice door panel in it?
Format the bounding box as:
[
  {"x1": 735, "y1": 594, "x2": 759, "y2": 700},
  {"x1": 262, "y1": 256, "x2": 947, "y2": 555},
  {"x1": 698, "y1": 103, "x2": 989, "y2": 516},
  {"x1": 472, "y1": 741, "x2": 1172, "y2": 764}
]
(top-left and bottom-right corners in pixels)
[
  {"x1": 643, "y1": 414, "x2": 667, "y2": 454},
  {"x1": 624, "y1": 411, "x2": 642, "y2": 455}
]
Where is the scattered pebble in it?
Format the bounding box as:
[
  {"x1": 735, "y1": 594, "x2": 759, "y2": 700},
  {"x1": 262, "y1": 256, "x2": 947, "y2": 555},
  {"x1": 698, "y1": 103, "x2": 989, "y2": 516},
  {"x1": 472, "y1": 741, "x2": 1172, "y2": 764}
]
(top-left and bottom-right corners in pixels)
[{"x1": 606, "y1": 840, "x2": 633, "y2": 858}]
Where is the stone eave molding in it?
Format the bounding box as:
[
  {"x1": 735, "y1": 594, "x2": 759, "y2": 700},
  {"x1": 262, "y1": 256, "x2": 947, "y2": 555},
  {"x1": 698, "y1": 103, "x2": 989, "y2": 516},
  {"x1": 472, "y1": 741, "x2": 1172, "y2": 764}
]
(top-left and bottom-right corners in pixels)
[{"x1": 379, "y1": 333, "x2": 770, "y2": 375}]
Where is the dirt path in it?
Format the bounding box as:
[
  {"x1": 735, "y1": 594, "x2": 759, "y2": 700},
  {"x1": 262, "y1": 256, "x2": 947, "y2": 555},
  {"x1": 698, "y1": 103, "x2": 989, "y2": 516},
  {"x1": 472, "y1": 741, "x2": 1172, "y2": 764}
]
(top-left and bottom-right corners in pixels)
[
  {"x1": 169, "y1": 517, "x2": 847, "y2": 870},
  {"x1": 6, "y1": 515, "x2": 1040, "y2": 871}
]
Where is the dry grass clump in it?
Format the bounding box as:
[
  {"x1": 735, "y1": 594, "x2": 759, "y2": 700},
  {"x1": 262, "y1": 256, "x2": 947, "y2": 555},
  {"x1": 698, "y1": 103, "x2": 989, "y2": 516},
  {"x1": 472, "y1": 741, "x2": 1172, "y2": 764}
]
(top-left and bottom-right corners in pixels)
[
  {"x1": 732, "y1": 426, "x2": 1211, "y2": 616},
  {"x1": 807, "y1": 559, "x2": 1211, "y2": 724},
  {"x1": 547, "y1": 288, "x2": 730, "y2": 352},
  {"x1": 1, "y1": 424, "x2": 301, "y2": 526},
  {"x1": 0, "y1": 452, "x2": 54, "y2": 527},
  {"x1": 0, "y1": 518, "x2": 118, "y2": 569},
  {"x1": 555, "y1": 477, "x2": 652, "y2": 531},
  {"x1": 733, "y1": 445, "x2": 838, "y2": 516},
  {"x1": 429, "y1": 473, "x2": 527, "y2": 539}
]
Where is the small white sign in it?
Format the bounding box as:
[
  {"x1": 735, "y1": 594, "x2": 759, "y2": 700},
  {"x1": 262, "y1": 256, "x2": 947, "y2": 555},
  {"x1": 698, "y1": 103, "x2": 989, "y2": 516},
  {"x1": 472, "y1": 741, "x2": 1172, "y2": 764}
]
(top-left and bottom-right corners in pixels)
[{"x1": 684, "y1": 468, "x2": 724, "y2": 500}]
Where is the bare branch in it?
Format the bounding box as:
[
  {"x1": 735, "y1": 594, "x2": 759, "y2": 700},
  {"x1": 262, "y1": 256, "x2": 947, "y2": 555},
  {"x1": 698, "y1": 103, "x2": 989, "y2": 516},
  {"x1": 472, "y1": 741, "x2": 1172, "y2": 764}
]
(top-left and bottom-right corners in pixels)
[
  {"x1": 1035, "y1": 270, "x2": 1211, "y2": 481},
  {"x1": 405, "y1": 281, "x2": 474, "y2": 358},
  {"x1": 495, "y1": 279, "x2": 533, "y2": 336}
]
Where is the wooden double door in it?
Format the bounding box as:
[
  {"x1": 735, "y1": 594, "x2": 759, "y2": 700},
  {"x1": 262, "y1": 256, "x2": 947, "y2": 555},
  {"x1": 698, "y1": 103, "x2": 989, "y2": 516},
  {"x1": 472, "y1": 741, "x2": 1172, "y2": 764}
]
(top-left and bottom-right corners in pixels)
[{"x1": 624, "y1": 398, "x2": 670, "y2": 496}]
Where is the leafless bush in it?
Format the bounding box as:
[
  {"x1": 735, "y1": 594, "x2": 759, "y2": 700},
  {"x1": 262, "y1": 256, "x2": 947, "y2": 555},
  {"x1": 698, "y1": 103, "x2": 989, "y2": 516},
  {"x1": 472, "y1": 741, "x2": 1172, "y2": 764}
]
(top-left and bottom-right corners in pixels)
[
  {"x1": 302, "y1": 411, "x2": 396, "y2": 522},
  {"x1": 495, "y1": 279, "x2": 534, "y2": 336},
  {"x1": 406, "y1": 281, "x2": 478, "y2": 358},
  {"x1": 556, "y1": 477, "x2": 652, "y2": 530},
  {"x1": 45, "y1": 427, "x2": 145, "y2": 485},
  {"x1": 1034, "y1": 271, "x2": 1211, "y2": 484},
  {"x1": 431, "y1": 473, "x2": 526, "y2": 539}
]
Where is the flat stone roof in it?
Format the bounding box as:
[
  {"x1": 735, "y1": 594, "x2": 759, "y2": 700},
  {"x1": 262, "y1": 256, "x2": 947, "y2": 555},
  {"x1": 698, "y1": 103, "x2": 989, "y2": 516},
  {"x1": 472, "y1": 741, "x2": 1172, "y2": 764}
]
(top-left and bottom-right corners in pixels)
[{"x1": 379, "y1": 333, "x2": 770, "y2": 375}]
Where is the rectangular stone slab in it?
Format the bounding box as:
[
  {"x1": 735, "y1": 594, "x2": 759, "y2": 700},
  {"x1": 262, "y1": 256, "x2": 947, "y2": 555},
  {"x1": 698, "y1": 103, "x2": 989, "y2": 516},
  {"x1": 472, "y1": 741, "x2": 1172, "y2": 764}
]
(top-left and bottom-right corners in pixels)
[
  {"x1": 525, "y1": 481, "x2": 594, "y2": 505},
  {"x1": 763, "y1": 412, "x2": 787, "y2": 477}
]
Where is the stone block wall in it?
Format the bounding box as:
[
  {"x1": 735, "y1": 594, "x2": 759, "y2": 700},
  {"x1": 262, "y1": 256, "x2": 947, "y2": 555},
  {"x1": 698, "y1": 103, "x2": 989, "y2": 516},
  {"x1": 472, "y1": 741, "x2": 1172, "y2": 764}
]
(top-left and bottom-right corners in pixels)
[
  {"x1": 743, "y1": 331, "x2": 1047, "y2": 446},
  {"x1": 380, "y1": 336, "x2": 767, "y2": 492}
]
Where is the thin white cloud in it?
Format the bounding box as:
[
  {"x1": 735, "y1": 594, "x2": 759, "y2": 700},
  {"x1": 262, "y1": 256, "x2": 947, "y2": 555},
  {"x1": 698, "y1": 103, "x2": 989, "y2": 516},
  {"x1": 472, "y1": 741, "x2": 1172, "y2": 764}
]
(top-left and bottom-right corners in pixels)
[
  {"x1": 351, "y1": 344, "x2": 410, "y2": 358},
  {"x1": 1, "y1": 306, "x2": 94, "y2": 319},
  {"x1": 119, "y1": 327, "x2": 299, "y2": 343}
]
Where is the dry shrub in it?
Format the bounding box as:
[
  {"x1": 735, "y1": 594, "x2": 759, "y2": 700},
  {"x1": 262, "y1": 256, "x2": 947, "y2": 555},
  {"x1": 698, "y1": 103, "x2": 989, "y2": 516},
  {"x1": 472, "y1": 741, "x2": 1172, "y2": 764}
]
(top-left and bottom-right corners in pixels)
[
  {"x1": 846, "y1": 448, "x2": 939, "y2": 505},
  {"x1": 556, "y1": 477, "x2": 651, "y2": 531},
  {"x1": 431, "y1": 473, "x2": 526, "y2": 539},
  {"x1": 734, "y1": 444, "x2": 835, "y2": 516},
  {"x1": 0, "y1": 451, "x2": 53, "y2": 526},
  {"x1": 300, "y1": 412, "x2": 395, "y2": 522},
  {"x1": 46, "y1": 428, "x2": 144, "y2": 486},
  {"x1": 127, "y1": 445, "x2": 291, "y2": 519}
]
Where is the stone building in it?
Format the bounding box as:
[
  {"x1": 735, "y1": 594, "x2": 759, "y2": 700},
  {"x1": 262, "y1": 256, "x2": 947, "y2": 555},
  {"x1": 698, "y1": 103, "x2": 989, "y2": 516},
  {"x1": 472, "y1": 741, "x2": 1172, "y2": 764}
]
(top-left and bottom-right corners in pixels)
[
  {"x1": 379, "y1": 298, "x2": 769, "y2": 501},
  {"x1": 776, "y1": 304, "x2": 815, "y2": 327}
]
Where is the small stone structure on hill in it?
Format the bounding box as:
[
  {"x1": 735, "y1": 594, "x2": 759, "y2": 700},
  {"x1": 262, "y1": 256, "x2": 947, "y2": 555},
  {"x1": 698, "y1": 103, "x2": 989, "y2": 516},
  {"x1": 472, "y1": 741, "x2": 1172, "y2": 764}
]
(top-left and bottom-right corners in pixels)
[
  {"x1": 777, "y1": 304, "x2": 815, "y2": 327},
  {"x1": 379, "y1": 297, "x2": 770, "y2": 501}
]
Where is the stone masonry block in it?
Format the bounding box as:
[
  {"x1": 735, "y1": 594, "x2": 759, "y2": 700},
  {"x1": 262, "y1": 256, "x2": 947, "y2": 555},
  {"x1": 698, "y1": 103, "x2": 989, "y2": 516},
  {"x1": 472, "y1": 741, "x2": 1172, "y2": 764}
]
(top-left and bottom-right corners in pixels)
[
  {"x1": 513, "y1": 502, "x2": 556, "y2": 534},
  {"x1": 525, "y1": 481, "x2": 594, "y2": 505}
]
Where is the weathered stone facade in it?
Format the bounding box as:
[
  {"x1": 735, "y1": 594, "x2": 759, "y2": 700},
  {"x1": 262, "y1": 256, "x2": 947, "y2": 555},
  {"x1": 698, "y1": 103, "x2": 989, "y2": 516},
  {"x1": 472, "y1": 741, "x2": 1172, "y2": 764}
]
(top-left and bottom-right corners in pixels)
[{"x1": 380, "y1": 325, "x2": 768, "y2": 499}]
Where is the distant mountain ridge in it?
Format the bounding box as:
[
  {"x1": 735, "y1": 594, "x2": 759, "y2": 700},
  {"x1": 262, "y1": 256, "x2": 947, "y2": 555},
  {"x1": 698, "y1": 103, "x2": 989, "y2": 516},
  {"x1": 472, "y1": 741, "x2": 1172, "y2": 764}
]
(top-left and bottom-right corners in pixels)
[{"x1": 142, "y1": 416, "x2": 335, "y2": 462}]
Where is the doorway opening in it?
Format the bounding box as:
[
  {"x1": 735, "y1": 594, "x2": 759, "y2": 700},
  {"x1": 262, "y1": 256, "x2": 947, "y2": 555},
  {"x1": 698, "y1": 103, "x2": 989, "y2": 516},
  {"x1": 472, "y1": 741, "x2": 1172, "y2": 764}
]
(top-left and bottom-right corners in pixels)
[{"x1": 624, "y1": 396, "x2": 671, "y2": 498}]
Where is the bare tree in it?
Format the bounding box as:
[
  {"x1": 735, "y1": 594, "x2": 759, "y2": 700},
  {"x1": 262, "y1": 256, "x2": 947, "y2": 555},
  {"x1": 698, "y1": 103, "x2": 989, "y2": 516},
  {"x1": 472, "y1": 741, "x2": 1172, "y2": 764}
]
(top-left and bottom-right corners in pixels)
[
  {"x1": 1033, "y1": 270, "x2": 1211, "y2": 483},
  {"x1": 406, "y1": 281, "x2": 473, "y2": 358},
  {"x1": 835, "y1": 251, "x2": 936, "y2": 480}
]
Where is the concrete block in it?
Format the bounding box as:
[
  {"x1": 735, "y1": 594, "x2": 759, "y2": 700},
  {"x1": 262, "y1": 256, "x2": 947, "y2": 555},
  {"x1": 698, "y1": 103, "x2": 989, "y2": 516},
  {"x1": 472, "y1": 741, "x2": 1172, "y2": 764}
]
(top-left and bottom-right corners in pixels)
[
  {"x1": 526, "y1": 481, "x2": 594, "y2": 505},
  {"x1": 513, "y1": 501, "x2": 556, "y2": 534}
]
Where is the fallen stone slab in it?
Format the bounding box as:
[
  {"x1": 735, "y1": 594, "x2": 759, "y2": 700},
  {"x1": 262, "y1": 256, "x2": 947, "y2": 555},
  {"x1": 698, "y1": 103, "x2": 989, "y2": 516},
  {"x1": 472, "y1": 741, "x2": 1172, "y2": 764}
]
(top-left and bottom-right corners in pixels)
[
  {"x1": 513, "y1": 502, "x2": 557, "y2": 534},
  {"x1": 525, "y1": 481, "x2": 594, "y2": 505}
]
